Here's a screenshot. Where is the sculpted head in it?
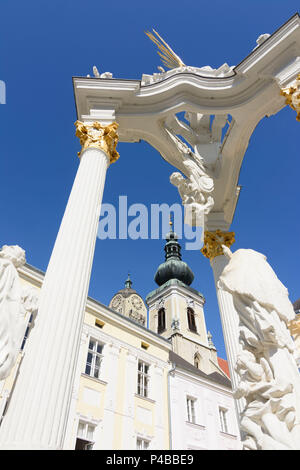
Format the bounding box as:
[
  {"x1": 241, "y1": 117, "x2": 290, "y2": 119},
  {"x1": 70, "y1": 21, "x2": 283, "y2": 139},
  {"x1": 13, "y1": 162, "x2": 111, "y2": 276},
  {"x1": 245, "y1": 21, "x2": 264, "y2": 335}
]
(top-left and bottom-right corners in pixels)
[
  {"x1": 170, "y1": 172, "x2": 184, "y2": 187},
  {"x1": 0, "y1": 245, "x2": 26, "y2": 268}
]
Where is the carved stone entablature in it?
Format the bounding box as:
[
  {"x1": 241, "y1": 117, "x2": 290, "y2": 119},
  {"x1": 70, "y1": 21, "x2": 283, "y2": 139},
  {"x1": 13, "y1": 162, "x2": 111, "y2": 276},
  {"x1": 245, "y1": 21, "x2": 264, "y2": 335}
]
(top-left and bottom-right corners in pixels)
[{"x1": 141, "y1": 63, "x2": 235, "y2": 86}]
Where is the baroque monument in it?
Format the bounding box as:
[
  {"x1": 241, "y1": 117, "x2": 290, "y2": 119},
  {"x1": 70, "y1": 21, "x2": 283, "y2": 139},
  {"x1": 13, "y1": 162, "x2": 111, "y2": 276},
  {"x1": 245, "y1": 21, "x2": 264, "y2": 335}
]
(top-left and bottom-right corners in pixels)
[{"x1": 1, "y1": 14, "x2": 300, "y2": 450}]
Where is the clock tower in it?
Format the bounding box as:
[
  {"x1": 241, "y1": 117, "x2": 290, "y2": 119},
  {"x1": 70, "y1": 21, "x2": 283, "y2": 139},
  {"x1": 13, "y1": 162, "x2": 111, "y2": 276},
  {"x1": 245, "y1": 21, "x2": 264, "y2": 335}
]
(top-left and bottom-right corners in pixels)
[
  {"x1": 146, "y1": 222, "x2": 220, "y2": 375},
  {"x1": 109, "y1": 274, "x2": 147, "y2": 326}
]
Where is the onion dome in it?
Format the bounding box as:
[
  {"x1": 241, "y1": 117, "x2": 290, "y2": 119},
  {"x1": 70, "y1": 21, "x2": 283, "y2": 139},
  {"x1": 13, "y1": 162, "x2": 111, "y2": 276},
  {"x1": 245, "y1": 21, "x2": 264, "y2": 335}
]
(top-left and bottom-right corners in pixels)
[{"x1": 154, "y1": 221, "x2": 194, "y2": 287}]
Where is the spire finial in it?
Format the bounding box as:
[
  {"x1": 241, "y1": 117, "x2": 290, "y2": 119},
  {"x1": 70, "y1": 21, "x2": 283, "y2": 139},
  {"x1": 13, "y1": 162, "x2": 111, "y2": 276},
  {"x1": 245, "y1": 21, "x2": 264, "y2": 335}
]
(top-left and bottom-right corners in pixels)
[
  {"x1": 125, "y1": 272, "x2": 132, "y2": 289},
  {"x1": 207, "y1": 331, "x2": 215, "y2": 348}
]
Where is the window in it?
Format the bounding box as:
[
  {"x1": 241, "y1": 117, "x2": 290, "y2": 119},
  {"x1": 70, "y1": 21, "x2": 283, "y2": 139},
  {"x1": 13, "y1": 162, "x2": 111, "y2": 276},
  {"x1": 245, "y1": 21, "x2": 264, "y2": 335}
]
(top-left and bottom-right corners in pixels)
[
  {"x1": 219, "y1": 407, "x2": 229, "y2": 433},
  {"x1": 75, "y1": 421, "x2": 95, "y2": 450},
  {"x1": 137, "y1": 360, "x2": 149, "y2": 398},
  {"x1": 21, "y1": 314, "x2": 34, "y2": 350},
  {"x1": 186, "y1": 397, "x2": 196, "y2": 424},
  {"x1": 136, "y1": 438, "x2": 149, "y2": 450},
  {"x1": 187, "y1": 308, "x2": 197, "y2": 333},
  {"x1": 157, "y1": 308, "x2": 166, "y2": 334},
  {"x1": 85, "y1": 339, "x2": 103, "y2": 379},
  {"x1": 194, "y1": 353, "x2": 201, "y2": 369}
]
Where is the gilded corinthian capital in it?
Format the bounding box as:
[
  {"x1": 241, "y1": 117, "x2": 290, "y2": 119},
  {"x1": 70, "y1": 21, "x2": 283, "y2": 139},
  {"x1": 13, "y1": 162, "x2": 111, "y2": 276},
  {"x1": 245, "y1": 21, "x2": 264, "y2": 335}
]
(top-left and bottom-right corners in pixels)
[
  {"x1": 280, "y1": 74, "x2": 300, "y2": 121},
  {"x1": 201, "y1": 230, "x2": 235, "y2": 260},
  {"x1": 75, "y1": 120, "x2": 120, "y2": 163}
]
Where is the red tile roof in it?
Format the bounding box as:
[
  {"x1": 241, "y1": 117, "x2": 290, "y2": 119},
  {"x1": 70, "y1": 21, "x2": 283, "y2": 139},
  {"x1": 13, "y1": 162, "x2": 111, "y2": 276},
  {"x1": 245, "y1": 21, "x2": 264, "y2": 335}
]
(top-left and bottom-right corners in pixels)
[{"x1": 217, "y1": 357, "x2": 230, "y2": 378}]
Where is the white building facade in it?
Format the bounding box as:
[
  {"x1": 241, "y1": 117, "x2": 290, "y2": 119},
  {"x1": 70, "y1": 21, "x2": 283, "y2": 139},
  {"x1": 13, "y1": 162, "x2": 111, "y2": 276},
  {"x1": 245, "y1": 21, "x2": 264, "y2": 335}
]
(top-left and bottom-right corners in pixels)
[
  {"x1": 0, "y1": 260, "x2": 241, "y2": 450},
  {"x1": 169, "y1": 352, "x2": 240, "y2": 450}
]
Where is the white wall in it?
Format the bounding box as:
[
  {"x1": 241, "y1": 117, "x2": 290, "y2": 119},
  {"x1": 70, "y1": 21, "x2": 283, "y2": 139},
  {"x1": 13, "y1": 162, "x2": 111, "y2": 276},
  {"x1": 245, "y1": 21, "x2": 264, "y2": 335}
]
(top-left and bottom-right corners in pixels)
[{"x1": 169, "y1": 370, "x2": 242, "y2": 450}]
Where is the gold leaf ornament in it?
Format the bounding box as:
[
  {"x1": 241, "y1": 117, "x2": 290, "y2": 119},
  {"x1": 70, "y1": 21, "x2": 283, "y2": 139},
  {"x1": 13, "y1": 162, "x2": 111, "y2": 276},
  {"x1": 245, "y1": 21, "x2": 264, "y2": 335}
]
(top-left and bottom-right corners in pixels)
[
  {"x1": 75, "y1": 120, "x2": 120, "y2": 164},
  {"x1": 145, "y1": 28, "x2": 185, "y2": 70}
]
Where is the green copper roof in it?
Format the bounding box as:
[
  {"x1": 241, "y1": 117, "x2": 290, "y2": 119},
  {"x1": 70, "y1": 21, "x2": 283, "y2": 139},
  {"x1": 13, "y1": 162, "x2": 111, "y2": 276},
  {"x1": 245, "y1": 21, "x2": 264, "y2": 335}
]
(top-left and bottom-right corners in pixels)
[
  {"x1": 154, "y1": 223, "x2": 194, "y2": 287},
  {"x1": 125, "y1": 273, "x2": 132, "y2": 289}
]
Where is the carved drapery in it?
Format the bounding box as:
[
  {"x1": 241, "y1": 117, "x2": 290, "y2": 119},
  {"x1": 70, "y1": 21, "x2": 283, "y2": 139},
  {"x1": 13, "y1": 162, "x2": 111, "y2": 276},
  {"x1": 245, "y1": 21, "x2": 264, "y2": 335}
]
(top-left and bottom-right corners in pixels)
[{"x1": 219, "y1": 247, "x2": 300, "y2": 450}]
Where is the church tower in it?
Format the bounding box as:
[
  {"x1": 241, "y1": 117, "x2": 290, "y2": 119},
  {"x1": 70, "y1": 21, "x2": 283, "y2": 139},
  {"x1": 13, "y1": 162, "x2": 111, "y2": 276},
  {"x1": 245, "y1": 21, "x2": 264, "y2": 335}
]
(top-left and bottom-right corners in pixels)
[{"x1": 146, "y1": 222, "x2": 219, "y2": 375}]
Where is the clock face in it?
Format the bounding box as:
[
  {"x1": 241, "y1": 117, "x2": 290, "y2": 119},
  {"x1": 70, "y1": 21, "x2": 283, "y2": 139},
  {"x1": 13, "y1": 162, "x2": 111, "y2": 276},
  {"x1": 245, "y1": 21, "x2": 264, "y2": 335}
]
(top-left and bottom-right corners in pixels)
[
  {"x1": 112, "y1": 295, "x2": 122, "y2": 309},
  {"x1": 131, "y1": 295, "x2": 143, "y2": 310}
]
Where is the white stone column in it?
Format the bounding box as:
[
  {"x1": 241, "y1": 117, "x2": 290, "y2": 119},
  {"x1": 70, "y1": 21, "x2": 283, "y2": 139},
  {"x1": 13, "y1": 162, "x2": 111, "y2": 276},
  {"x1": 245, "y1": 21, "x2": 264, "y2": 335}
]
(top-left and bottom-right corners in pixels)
[
  {"x1": 0, "y1": 121, "x2": 119, "y2": 449},
  {"x1": 201, "y1": 231, "x2": 244, "y2": 416}
]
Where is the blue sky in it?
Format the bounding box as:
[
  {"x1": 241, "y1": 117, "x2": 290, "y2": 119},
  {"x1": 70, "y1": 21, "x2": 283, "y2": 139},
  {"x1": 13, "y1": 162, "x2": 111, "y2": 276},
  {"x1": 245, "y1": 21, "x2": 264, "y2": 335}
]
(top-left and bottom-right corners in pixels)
[{"x1": 0, "y1": 0, "x2": 299, "y2": 360}]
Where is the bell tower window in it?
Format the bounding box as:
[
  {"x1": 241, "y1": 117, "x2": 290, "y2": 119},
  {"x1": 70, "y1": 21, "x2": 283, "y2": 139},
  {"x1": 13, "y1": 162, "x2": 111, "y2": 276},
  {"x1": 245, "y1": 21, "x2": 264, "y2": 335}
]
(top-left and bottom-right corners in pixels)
[
  {"x1": 157, "y1": 308, "x2": 166, "y2": 334},
  {"x1": 187, "y1": 307, "x2": 197, "y2": 333}
]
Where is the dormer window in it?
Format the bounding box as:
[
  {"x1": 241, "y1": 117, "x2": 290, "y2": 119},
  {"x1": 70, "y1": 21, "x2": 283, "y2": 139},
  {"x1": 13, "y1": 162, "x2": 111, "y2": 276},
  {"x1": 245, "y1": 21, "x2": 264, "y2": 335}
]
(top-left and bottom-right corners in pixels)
[{"x1": 187, "y1": 307, "x2": 197, "y2": 333}]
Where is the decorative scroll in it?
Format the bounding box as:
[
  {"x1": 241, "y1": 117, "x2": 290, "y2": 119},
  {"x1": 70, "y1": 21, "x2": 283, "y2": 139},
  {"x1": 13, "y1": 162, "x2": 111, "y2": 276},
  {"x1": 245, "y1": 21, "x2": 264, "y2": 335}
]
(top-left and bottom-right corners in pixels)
[{"x1": 75, "y1": 121, "x2": 120, "y2": 164}]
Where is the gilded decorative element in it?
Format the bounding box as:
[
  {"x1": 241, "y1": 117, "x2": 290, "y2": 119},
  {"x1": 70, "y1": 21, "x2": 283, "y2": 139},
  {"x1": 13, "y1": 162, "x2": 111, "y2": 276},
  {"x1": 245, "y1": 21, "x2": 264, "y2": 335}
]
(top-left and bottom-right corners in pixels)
[
  {"x1": 201, "y1": 230, "x2": 235, "y2": 260},
  {"x1": 288, "y1": 318, "x2": 300, "y2": 337},
  {"x1": 75, "y1": 120, "x2": 120, "y2": 163},
  {"x1": 145, "y1": 29, "x2": 185, "y2": 70},
  {"x1": 280, "y1": 74, "x2": 300, "y2": 121}
]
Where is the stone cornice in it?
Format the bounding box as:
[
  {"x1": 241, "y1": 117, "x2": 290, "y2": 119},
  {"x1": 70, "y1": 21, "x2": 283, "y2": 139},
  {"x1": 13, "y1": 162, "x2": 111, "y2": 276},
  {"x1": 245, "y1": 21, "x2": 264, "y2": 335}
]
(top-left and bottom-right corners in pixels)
[
  {"x1": 82, "y1": 323, "x2": 169, "y2": 369},
  {"x1": 17, "y1": 263, "x2": 171, "y2": 352},
  {"x1": 85, "y1": 297, "x2": 172, "y2": 350}
]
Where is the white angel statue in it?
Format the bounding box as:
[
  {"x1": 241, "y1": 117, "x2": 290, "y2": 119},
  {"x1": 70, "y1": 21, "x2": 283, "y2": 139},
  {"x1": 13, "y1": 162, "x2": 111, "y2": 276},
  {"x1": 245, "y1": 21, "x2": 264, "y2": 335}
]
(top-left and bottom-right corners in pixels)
[
  {"x1": 219, "y1": 246, "x2": 300, "y2": 449},
  {"x1": 0, "y1": 245, "x2": 38, "y2": 380}
]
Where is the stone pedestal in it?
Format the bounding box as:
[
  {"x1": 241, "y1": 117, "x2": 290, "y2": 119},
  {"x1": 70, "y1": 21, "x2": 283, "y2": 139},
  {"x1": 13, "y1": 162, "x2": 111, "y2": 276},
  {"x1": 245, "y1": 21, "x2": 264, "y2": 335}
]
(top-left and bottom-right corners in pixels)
[{"x1": 0, "y1": 122, "x2": 119, "y2": 449}]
